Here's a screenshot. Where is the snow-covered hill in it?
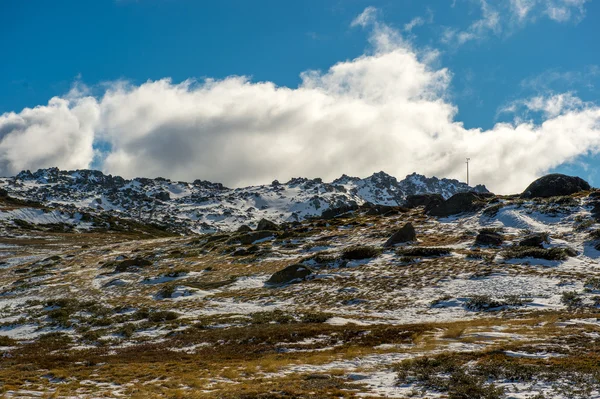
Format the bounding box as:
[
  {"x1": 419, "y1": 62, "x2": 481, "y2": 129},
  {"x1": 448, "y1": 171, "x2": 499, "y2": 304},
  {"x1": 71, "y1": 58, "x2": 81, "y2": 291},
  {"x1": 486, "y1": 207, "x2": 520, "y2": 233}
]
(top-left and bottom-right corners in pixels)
[{"x1": 0, "y1": 167, "x2": 488, "y2": 232}]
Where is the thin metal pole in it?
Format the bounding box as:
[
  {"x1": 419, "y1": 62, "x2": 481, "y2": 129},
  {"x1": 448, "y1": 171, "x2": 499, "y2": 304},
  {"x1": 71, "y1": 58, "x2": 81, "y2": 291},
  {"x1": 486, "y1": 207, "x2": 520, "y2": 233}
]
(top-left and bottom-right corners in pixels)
[{"x1": 466, "y1": 158, "x2": 470, "y2": 186}]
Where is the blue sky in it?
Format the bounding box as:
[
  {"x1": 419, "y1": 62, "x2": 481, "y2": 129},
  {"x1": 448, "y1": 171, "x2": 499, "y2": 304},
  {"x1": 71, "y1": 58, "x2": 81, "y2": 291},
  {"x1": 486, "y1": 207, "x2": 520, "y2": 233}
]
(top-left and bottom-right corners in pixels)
[{"x1": 0, "y1": 0, "x2": 599, "y2": 192}]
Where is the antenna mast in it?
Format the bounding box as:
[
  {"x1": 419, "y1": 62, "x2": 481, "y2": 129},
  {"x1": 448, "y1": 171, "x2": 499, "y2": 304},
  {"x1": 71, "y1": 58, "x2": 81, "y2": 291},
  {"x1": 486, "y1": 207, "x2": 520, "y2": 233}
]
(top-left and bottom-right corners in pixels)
[{"x1": 466, "y1": 158, "x2": 471, "y2": 187}]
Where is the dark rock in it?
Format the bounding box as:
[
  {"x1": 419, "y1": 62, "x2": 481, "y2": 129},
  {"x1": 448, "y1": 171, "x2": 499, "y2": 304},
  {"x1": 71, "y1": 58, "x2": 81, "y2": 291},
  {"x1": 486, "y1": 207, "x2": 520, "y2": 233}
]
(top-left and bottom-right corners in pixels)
[
  {"x1": 320, "y1": 203, "x2": 359, "y2": 219},
  {"x1": 362, "y1": 203, "x2": 405, "y2": 216},
  {"x1": 0, "y1": 188, "x2": 8, "y2": 198},
  {"x1": 228, "y1": 230, "x2": 276, "y2": 245},
  {"x1": 426, "y1": 192, "x2": 486, "y2": 217},
  {"x1": 475, "y1": 231, "x2": 503, "y2": 246},
  {"x1": 114, "y1": 258, "x2": 153, "y2": 273},
  {"x1": 405, "y1": 193, "x2": 444, "y2": 209},
  {"x1": 519, "y1": 233, "x2": 548, "y2": 248},
  {"x1": 256, "y1": 218, "x2": 279, "y2": 231},
  {"x1": 154, "y1": 191, "x2": 170, "y2": 201},
  {"x1": 266, "y1": 264, "x2": 313, "y2": 285},
  {"x1": 383, "y1": 223, "x2": 416, "y2": 247},
  {"x1": 592, "y1": 202, "x2": 600, "y2": 221},
  {"x1": 236, "y1": 224, "x2": 253, "y2": 233},
  {"x1": 521, "y1": 174, "x2": 590, "y2": 199}
]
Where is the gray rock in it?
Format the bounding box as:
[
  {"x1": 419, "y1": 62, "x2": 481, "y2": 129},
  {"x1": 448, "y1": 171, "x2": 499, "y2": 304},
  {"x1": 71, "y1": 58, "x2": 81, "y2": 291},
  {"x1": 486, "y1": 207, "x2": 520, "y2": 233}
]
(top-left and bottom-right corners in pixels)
[
  {"x1": 383, "y1": 223, "x2": 416, "y2": 247},
  {"x1": 266, "y1": 264, "x2": 313, "y2": 285},
  {"x1": 426, "y1": 192, "x2": 486, "y2": 217},
  {"x1": 256, "y1": 218, "x2": 279, "y2": 231},
  {"x1": 405, "y1": 193, "x2": 444, "y2": 209},
  {"x1": 521, "y1": 174, "x2": 590, "y2": 199},
  {"x1": 475, "y1": 231, "x2": 503, "y2": 246},
  {"x1": 519, "y1": 233, "x2": 548, "y2": 248}
]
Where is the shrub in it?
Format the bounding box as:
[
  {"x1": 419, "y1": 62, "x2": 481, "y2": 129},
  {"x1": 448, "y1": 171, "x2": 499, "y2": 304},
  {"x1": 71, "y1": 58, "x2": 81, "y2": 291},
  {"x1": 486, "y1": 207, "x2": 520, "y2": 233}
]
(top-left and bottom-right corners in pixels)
[
  {"x1": 250, "y1": 310, "x2": 294, "y2": 325},
  {"x1": 584, "y1": 277, "x2": 600, "y2": 291},
  {"x1": 502, "y1": 246, "x2": 576, "y2": 261},
  {"x1": 341, "y1": 245, "x2": 382, "y2": 260},
  {"x1": 148, "y1": 310, "x2": 179, "y2": 322},
  {"x1": 561, "y1": 291, "x2": 583, "y2": 308},
  {"x1": 396, "y1": 247, "x2": 452, "y2": 257},
  {"x1": 0, "y1": 336, "x2": 16, "y2": 346},
  {"x1": 119, "y1": 323, "x2": 136, "y2": 338},
  {"x1": 157, "y1": 284, "x2": 176, "y2": 299},
  {"x1": 300, "y1": 312, "x2": 332, "y2": 324},
  {"x1": 465, "y1": 295, "x2": 504, "y2": 311}
]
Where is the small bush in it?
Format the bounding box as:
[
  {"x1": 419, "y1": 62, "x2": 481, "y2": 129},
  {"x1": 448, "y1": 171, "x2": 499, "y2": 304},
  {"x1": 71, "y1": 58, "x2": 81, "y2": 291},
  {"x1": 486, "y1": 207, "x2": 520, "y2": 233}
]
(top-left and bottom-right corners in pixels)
[
  {"x1": 561, "y1": 291, "x2": 583, "y2": 308},
  {"x1": 465, "y1": 295, "x2": 504, "y2": 311},
  {"x1": 0, "y1": 336, "x2": 17, "y2": 346},
  {"x1": 148, "y1": 310, "x2": 179, "y2": 322},
  {"x1": 119, "y1": 323, "x2": 136, "y2": 338},
  {"x1": 396, "y1": 247, "x2": 452, "y2": 257},
  {"x1": 502, "y1": 246, "x2": 576, "y2": 261},
  {"x1": 300, "y1": 312, "x2": 332, "y2": 324},
  {"x1": 250, "y1": 310, "x2": 294, "y2": 325},
  {"x1": 157, "y1": 284, "x2": 176, "y2": 299},
  {"x1": 584, "y1": 277, "x2": 600, "y2": 291},
  {"x1": 341, "y1": 246, "x2": 382, "y2": 260}
]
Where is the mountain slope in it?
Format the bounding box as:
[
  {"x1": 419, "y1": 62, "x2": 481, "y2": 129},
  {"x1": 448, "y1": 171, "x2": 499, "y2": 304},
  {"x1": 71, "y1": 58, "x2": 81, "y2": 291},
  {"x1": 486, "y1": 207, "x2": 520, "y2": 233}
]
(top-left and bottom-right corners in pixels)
[{"x1": 0, "y1": 167, "x2": 488, "y2": 232}]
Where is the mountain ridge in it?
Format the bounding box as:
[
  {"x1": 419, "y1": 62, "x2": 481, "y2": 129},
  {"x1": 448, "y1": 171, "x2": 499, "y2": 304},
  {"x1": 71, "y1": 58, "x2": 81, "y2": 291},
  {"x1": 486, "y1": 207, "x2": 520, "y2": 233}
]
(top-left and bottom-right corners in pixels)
[{"x1": 0, "y1": 167, "x2": 489, "y2": 233}]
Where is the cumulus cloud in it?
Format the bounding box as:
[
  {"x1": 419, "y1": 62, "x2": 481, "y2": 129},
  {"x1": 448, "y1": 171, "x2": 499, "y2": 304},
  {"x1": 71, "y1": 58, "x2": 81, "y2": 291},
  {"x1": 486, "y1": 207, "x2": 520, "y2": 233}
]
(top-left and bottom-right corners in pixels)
[{"x1": 0, "y1": 7, "x2": 599, "y2": 194}]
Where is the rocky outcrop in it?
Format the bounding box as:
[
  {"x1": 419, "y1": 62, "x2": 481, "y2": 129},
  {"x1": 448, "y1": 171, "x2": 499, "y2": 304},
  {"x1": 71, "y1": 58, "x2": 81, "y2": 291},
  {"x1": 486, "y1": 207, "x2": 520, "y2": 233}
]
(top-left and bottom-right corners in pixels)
[
  {"x1": 519, "y1": 233, "x2": 548, "y2": 248},
  {"x1": 475, "y1": 230, "x2": 503, "y2": 246},
  {"x1": 521, "y1": 174, "x2": 590, "y2": 199},
  {"x1": 256, "y1": 219, "x2": 279, "y2": 231},
  {"x1": 266, "y1": 264, "x2": 313, "y2": 285},
  {"x1": 404, "y1": 193, "x2": 444, "y2": 209},
  {"x1": 426, "y1": 192, "x2": 486, "y2": 217},
  {"x1": 383, "y1": 223, "x2": 416, "y2": 247}
]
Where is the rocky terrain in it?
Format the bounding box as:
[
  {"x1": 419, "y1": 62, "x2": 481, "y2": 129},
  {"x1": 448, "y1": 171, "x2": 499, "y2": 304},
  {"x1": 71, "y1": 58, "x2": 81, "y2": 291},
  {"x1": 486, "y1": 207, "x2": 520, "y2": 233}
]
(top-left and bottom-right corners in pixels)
[
  {"x1": 0, "y1": 168, "x2": 488, "y2": 233},
  {"x1": 0, "y1": 172, "x2": 599, "y2": 398}
]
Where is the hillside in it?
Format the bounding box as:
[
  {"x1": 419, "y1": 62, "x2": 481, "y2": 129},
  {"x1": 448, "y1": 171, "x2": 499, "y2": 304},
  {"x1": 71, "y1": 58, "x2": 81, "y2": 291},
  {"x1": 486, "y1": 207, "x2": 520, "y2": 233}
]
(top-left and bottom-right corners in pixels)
[
  {"x1": 0, "y1": 168, "x2": 488, "y2": 233},
  {"x1": 0, "y1": 172, "x2": 598, "y2": 398}
]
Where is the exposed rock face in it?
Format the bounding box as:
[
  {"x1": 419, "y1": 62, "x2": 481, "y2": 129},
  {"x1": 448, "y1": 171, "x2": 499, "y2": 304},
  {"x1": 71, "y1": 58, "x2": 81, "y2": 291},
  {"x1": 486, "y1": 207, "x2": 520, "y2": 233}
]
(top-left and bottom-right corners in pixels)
[
  {"x1": 228, "y1": 230, "x2": 276, "y2": 245},
  {"x1": 521, "y1": 174, "x2": 591, "y2": 199},
  {"x1": 426, "y1": 192, "x2": 486, "y2": 217},
  {"x1": 2, "y1": 168, "x2": 488, "y2": 233},
  {"x1": 256, "y1": 219, "x2": 279, "y2": 231},
  {"x1": 519, "y1": 233, "x2": 548, "y2": 248},
  {"x1": 320, "y1": 203, "x2": 359, "y2": 219},
  {"x1": 236, "y1": 225, "x2": 252, "y2": 233},
  {"x1": 475, "y1": 231, "x2": 503, "y2": 246},
  {"x1": 383, "y1": 223, "x2": 416, "y2": 247},
  {"x1": 154, "y1": 191, "x2": 170, "y2": 201},
  {"x1": 404, "y1": 193, "x2": 444, "y2": 209},
  {"x1": 266, "y1": 264, "x2": 313, "y2": 285}
]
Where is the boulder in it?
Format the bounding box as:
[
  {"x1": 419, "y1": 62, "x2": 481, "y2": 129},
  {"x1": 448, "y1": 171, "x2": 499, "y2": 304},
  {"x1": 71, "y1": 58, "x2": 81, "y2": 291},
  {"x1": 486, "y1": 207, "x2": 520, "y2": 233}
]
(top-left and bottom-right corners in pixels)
[
  {"x1": 266, "y1": 264, "x2": 313, "y2": 285},
  {"x1": 256, "y1": 218, "x2": 279, "y2": 231},
  {"x1": 521, "y1": 174, "x2": 590, "y2": 199},
  {"x1": 405, "y1": 193, "x2": 444, "y2": 209},
  {"x1": 475, "y1": 231, "x2": 503, "y2": 246},
  {"x1": 383, "y1": 223, "x2": 416, "y2": 247},
  {"x1": 592, "y1": 202, "x2": 600, "y2": 221},
  {"x1": 519, "y1": 233, "x2": 548, "y2": 248},
  {"x1": 228, "y1": 230, "x2": 276, "y2": 245},
  {"x1": 426, "y1": 192, "x2": 486, "y2": 217},
  {"x1": 154, "y1": 191, "x2": 171, "y2": 201},
  {"x1": 320, "y1": 203, "x2": 359, "y2": 219},
  {"x1": 236, "y1": 224, "x2": 253, "y2": 233}
]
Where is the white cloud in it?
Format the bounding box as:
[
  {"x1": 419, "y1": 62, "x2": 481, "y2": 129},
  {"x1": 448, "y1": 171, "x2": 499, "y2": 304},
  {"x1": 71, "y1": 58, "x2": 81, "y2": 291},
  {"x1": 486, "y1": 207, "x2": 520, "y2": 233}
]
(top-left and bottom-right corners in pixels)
[
  {"x1": 444, "y1": 0, "x2": 590, "y2": 47},
  {"x1": 0, "y1": 7, "x2": 599, "y2": 194}
]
